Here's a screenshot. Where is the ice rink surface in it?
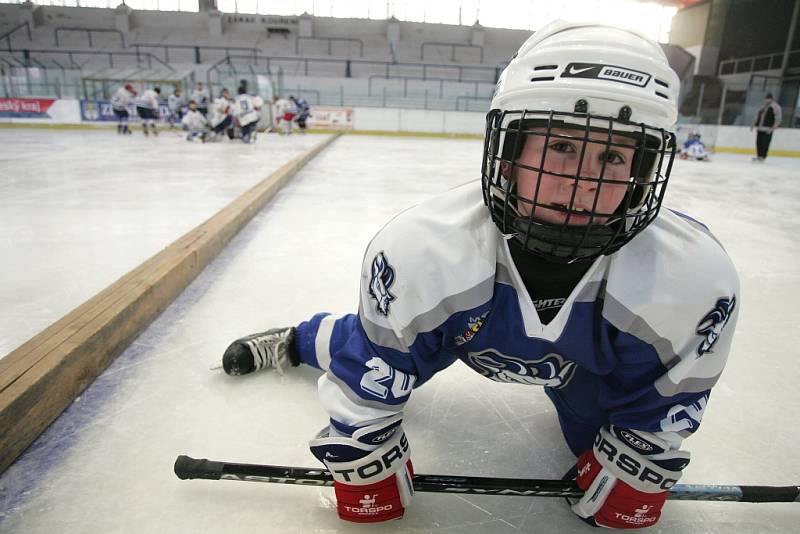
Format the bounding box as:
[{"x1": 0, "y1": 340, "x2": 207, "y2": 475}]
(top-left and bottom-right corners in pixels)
[
  {"x1": 0, "y1": 129, "x2": 328, "y2": 358},
  {"x1": 1, "y1": 130, "x2": 799, "y2": 533}
]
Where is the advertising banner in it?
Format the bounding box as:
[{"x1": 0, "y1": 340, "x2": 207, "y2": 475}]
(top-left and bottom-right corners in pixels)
[
  {"x1": 307, "y1": 106, "x2": 353, "y2": 130},
  {"x1": 0, "y1": 98, "x2": 57, "y2": 119}
]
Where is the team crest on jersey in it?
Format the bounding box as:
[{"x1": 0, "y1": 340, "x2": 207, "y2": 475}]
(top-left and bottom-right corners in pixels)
[
  {"x1": 454, "y1": 311, "x2": 489, "y2": 345},
  {"x1": 696, "y1": 295, "x2": 736, "y2": 357},
  {"x1": 368, "y1": 252, "x2": 396, "y2": 316},
  {"x1": 464, "y1": 349, "x2": 577, "y2": 388}
]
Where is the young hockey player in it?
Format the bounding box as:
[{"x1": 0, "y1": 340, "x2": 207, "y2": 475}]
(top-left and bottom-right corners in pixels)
[
  {"x1": 679, "y1": 131, "x2": 710, "y2": 161},
  {"x1": 135, "y1": 86, "x2": 161, "y2": 136},
  {"x1": 219, "y1": 21, "x2": 739, "y2": 529},
  {"x1": 191, "y1": 82, "x2": 210, "y2": 117},
  {"x1": 233, "y1": 87, "x2": 263, "y2": 144},
  {"x1": 289, "y1": 95, "x2": 310, "y2": 133},
  {"x1": 110, "y1": 83, "x2": 136, "y2": 134},
  {"x1": 272, "y1": 94, "x2": 297, "y2": 135},
  {"x1": 208, "y1": 88, "x2": 235, "y2": 141},
  {"x1": 180, "y1": 100, "x2": 208, "y2": 142},
  {"x1": 167, "y1": 87, "x2": 184, "y2": 128}
]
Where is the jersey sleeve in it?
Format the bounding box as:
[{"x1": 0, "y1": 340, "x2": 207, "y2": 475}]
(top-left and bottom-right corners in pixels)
[
  {"x1": 294, "y1": 241, "x2": 459, "y2": 433},
  {"x1": 295, "y1": 193, "x2": 497, "y2": 433},
  {"x1": 601, "y1": 211, "x2": 740, "y2": 445}
]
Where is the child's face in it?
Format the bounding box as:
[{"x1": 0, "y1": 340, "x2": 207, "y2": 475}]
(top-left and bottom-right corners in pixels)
[
  {"x1": 189, "y1": 102, "x2": 197, "y2": 111},
  {"x1": 502, "y1": 128, "x2": 637, "y2": 225}
]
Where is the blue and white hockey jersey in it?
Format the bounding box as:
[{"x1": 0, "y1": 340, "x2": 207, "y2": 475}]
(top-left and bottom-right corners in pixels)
[
  {"x1": 681, "y1": 138, "x2": 709, "y2": 160},
  {"x1": 295, "y1": 181, "x2": 739, "y2": 455}
]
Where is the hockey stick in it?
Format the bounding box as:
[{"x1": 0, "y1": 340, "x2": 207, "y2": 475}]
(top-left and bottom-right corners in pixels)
[{"x1": 174, "y1": 455, "x2": 800, "y2": 503}]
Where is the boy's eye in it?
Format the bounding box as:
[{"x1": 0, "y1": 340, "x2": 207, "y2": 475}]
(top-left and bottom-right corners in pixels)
[
  {"x1": 602, "y1": 151, "x2": 626, "y2": 165},
  {"x1": 549, "y1": 141, "x2": 575, "y2": 153}
]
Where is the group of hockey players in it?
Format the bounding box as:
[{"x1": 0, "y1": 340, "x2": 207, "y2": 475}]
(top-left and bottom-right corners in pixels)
[
  {"x1": 110, "y1": 83, "x2": 156, "y2": 135},
  {"x1": 110, "y1": 80, "x2": 311, "y2": 143},
  {"x1": 179, "y1": 86, "x2": 264, "y2": 143}
]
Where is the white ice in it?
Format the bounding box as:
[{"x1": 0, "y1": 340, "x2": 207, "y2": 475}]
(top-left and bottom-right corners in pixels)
[
  {"x1": 1, "y1": 131, "x2": 799, "y2": 533},
  {"x1": 0, "y1": 129, "x2": 326, "y2": 358}
]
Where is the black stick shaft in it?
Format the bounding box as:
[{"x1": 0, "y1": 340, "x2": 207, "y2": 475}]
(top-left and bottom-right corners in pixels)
[{"x1": 174, "y1": 455, "x2": 800, "y2": 503}]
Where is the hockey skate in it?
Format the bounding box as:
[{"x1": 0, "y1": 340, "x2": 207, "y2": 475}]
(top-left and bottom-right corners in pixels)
[{"x1": 221, "y1": 327, "x2": 297, "y2": 376}]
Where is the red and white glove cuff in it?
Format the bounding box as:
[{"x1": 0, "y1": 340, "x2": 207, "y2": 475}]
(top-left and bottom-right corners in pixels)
[
  {"x1": 573, "y1": 452, "x2": 668, "y2": 529},
  {"x1": 334, "y1": 461, "x2": 414, "y2": 522},
  {"x1": 572, "y1": 426, "x2": 689, "y2": 528},
  {"x1": 309, "y1": 416, "x2": 414, "y2": 523}
]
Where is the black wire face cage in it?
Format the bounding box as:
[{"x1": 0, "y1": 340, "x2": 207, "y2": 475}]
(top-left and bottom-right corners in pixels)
[{"x1": 481, "y1": 109, "x2": 675, "y2": 263}]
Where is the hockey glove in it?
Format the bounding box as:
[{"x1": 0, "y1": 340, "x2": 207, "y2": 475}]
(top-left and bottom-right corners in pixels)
[
  {"x1": 309, "y1": 414, "x2": 413, "y2": 523},
  {"x1": 571, "y1": 425, "x2": 690, "y2": 529}
]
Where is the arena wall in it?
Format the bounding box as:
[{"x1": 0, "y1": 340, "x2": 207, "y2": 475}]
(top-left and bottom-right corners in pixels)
[
  {"x1": 715, "y1": 125, "x2": 797, "y2": 155},
  {"x1": 2, "y1": 102, "x2": 799, "y2": 156}
]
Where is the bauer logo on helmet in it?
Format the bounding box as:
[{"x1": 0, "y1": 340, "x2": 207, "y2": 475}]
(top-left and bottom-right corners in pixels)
[{"x1": 560, "y1": 62, "x2": 652, "y2": 87}]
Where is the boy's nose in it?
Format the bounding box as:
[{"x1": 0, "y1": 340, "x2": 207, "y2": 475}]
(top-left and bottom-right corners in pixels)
[{"x1": 577, "y1": 153, "x2": 605, "y2": 181}]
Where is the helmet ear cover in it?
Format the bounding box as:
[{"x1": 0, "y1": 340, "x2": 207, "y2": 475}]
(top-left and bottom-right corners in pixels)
[{"x1": 482, "y1": 109, "x2": 675, "y2": 263}]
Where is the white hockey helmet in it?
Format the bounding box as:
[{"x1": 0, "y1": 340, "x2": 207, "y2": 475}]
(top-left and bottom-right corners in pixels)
[
  {"x1": 491, "y1": 20, "x2": 679, "y2": 130},
  {"x1": 482, "y1": 20, "x2": 680, "y2": 263}
]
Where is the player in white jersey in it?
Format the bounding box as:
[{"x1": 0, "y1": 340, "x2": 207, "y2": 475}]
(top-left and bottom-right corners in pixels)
[
  {"x1": 180, "y1": 100, "x2": 208, "y2": 142},
  {"x1": 110, "y1": 83, "x2": 136, "y2": 135},
  {"x1": 679, "y1": 131, "x2": 710, "y2": 161},
  {"x1": 208, "y1": 88, "x2": 235, "y2": 141},
  {"x1": 190, "y1": 81, "x2": 210, "y2": 117},
  {"x1": 167, "y1": 87, "x2": 184, "y2": 128},
  {"x1": 272, "y1": 95, "x2": 296, "y2": 135},
  {"x1": 289, "y1": 95, "x2": 310, "y2": 133},
  {"x1": 135, "y1": 86, "x2": 161, "y2": 136},
  {"x1": 232, "y1": 87, "x2": 263, "y2": 143},
  {"x1": 218, "y1": 22, "x2": 739, "y2": 529}
]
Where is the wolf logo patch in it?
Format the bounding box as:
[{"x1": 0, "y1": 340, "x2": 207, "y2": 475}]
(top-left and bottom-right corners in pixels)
[
  {"x1": 464, "y1": 349, "x2": 577, "y2": 388},
  {"x1": 368, "y1": 252, "x2": 396, "y2": 316},
  {"x1": 696, "y1": 295, "x2": 736, "y2": 357}
]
